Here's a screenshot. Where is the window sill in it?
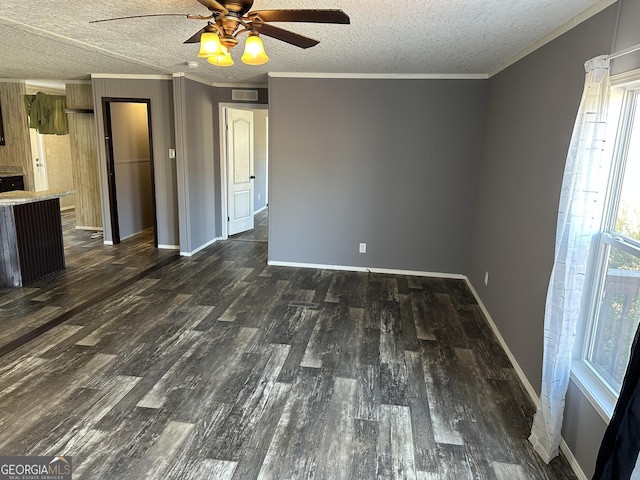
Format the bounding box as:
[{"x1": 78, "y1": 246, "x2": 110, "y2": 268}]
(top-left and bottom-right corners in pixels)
[{"x1": 571, "y1": 360, "x2": 616, "y2": 423}]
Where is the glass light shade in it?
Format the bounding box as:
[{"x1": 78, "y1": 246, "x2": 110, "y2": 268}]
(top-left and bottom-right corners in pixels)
[
  {"x1": 208, "y1": 49, "x2": 234, "y2": 67},
  {"x1": 241, "y1": 35, "x2": 269, "y2": 65},
  {"x1": 198, "y1": 31, "x2": 224, "y2": 58}
]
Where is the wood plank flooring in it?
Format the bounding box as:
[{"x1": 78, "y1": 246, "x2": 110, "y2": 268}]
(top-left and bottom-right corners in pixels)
[
  {"x1": 0, "y1": 209, "x2": 578, "y2": 479},
  {"x1": 0, "y1": 210, "x2": 178, "y2": 349}
]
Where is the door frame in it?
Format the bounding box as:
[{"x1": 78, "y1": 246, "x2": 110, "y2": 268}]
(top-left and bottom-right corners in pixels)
[
  {"x1": 29, "y1": 128, "x2": 49, "y2": 191},
  {"x1": 218, "y1": 102, "x2": 268, "y2": 240},
  {"x1": 102, "y1": 97, "x2": 158, "y2": 246}
]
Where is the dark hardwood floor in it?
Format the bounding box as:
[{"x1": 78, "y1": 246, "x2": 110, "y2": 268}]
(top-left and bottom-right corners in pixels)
[
  {"x1": 0, "y1": 208, "x2": 578, "y2": 479},
  {"x1": 0, "y1": 210, "x2": 178, "y2": 351},
  {"x1": 230, "y1": 207, "x2": 268, "y2": 243}
]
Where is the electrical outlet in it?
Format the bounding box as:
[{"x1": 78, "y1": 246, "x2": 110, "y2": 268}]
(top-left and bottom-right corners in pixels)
[
  {"x1": 359, "y1": 243, "x2": 367, "y2": 254},
  {"x1": 484, "y1": 271, "x2": 489, "y2": 286},
  {"x1": 258, "y1": 193, "x2": 261, "y2": 200}
]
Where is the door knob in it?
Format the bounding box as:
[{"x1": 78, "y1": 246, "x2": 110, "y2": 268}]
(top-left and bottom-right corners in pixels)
[{"x1": 250, "y1": 175, "x2": 255, "y2": 179}]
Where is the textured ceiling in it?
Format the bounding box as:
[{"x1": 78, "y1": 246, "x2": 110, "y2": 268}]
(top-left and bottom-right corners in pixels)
[{"x1": 0, "y1": 0, "x2": 616, "y2": 86}]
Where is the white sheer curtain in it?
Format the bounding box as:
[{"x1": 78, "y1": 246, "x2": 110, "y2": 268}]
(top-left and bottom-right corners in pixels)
[{"x1": 529, "y1": 55, "x2": 612, "y2": 463}]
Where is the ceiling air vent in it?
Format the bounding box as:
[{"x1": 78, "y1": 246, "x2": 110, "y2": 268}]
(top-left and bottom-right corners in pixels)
[{"x1": 232, "y1": 89, "x2": 259, "y2": 102}]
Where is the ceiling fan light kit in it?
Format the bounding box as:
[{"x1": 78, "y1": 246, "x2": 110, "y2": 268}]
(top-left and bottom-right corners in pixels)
[
  {"x1": 241, "y1": 33, "x2": 269, "y2": 65},
  {"x1": 198, "y1": 25, "x2": 267, "y2": 66},
  {"x1": 197, "y1": 30, "x2": 225, "y2": 58},
  {"x1": 208, "y1": 49, "x2": 234, "y2": 66},
  {"x1": 91, "y1": 0, "x2": 350, "y2": 69}
]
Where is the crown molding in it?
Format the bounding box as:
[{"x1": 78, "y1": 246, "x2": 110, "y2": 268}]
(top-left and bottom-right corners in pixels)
[
  {"x1": 91, "y1": 73, "x2": 173, "y2": 80},
  {"x1": 489, "y1": 0, "x2": 618, "y2": 77},
  {"x1": 268, "y1": 72, "x2": 488, "y2": 80},
  {"x1": 212, "y1": 82, "x2": 269, "y2": 88}
]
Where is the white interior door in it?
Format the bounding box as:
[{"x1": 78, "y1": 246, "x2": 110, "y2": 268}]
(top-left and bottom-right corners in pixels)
[
  {"x1": 29, "y1": 129, "x2": 49, "y2": 191},
  {"x1": 226, "y1": 108, "x2": 254, "y2": 236}
]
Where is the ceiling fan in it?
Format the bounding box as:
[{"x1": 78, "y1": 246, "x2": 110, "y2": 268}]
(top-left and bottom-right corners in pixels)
[{"x1": 91, "y1": 0, "x2": 350, "y2": 66}]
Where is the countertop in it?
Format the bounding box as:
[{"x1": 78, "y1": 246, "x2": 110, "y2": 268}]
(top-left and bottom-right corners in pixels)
[{"x1": 0, "y1": 189, "x2": 74, "y2": 206}]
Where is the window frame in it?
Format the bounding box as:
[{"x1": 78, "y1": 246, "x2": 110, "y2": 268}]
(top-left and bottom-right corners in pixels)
[{"x1": 572, "y1": 78, "x2": 640, "y2": 422}]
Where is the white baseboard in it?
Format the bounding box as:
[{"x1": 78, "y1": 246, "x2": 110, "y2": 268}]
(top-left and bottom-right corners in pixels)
[
  {"x1": 158, "y1": 244, "x2": 180, "y2": 250},
  {"x1": 560, "y1": 439, "x2": 588, "y2": 480},
  {"x1": 266, "y1": 260, "x2": 466, "y2": 279},
  {"x1": 148, "y1": 249, "x2": 587, "y2": 478},
  {"x1": 76, "y1": 225, "x2": 103, "y2": 231},
  {"x1": 103, "y1": 240, "x2": 113, "y2": 245},
  {"x1": 180, "y1": 237, "x2": 222, "y2": 256},
  {"x1": 464, "y1": 278, "x2": 587, "y2": 480},
  {"x1": 463, "y1": 279, "x2": 539, "y2": 403}
]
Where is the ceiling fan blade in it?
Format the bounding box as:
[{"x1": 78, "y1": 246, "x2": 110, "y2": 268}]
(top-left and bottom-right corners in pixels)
[
  {"x1": 196, "y1": 0, "x2": 228, "y2": 14},
  {"x1": 254, "y1": 23, "x2": 320, "y2": 49},
  {"x1": 184, "y1": 27, "x2": 205, "y2": 44},
  {"x1": 250, "y1": 9, "x2": 350, "y2": 24},
  {"x1": 90, "y1": 13, "x2": 188, "y2": 24}
]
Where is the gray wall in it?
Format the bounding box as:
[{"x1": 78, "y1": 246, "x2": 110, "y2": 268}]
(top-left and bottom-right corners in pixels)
[
  {"x1": 268, "y1": 77, "x2": 487, "y2": 273},
  {"x1": 92, "y1": 77, "x2": 178, "y2": 247},
  {"x1": 466, "y1": 2, "x2": 636, "y2": 477},
  {"x1": 173, "y1": 77, "x2": 217, "y2": 254}
]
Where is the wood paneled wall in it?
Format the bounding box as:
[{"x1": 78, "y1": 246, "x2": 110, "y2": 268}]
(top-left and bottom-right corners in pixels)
[
  {"x1": 0, "y1": 82, "x2": 34, "y2": 190},
  {"x1": 66, "y1": 83, "x2": 102, "y2": 229}
]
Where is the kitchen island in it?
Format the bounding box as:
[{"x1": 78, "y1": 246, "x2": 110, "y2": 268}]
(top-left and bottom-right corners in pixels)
[{"x1": 0, "y1": 189, "x2": 73, "y2": 288}]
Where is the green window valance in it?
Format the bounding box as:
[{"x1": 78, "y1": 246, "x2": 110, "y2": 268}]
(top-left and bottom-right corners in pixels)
[{"x1": 24, "y1": 92, "x2": 69, "y2": 135}]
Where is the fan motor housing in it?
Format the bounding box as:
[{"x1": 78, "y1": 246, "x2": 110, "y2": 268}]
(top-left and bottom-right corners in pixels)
[{"x1": 223, "y1": 1, "x2": 255, "y2": 15}]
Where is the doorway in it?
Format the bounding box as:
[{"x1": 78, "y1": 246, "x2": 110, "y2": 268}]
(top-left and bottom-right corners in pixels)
[
  {"x1": 103, "y1": 99, "x2": 157, "y2": 246},
  {"x1": 219, "y1": 104, "x2": 269, "y2": 239},
  {"x1": 29, "y1": 129, "x2": 49, "y2": 191},
  {"x1": 226, "y1": 108, "x2": 255, "y2": 236},
  {"x1": 28, "y1": 127, "x2": 76, "y2": 211}
]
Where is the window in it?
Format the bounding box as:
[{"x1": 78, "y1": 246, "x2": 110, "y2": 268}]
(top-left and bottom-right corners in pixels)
[{"x1": 576, "y1": 85, "x2": 640, "y2": 417}]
